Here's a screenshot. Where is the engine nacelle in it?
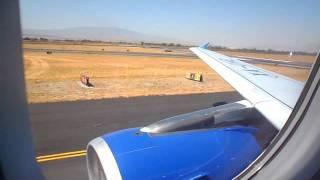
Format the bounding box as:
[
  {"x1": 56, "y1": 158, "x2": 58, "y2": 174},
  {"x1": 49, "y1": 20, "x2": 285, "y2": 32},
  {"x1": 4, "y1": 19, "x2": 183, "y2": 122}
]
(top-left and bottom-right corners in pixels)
[{"x1": 87, "y1": 101, "x2": 263, "y2": 179}]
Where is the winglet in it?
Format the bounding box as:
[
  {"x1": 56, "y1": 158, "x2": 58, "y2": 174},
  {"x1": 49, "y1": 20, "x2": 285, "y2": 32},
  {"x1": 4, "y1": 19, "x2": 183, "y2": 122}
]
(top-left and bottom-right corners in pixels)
[{"x1": 199, "y1": 42, "x2": 210, "y2": 49}]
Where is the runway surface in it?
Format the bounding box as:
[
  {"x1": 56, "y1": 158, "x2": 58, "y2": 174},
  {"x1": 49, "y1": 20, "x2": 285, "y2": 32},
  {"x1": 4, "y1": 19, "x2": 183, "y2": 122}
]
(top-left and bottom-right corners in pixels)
[
  {"x1": 24, "y1": 48, "x2": 312, "y2": 69},
  {"x1": 29, "y1": 92, "x2": 242, "y2": 179},
  {"x1": 234, "y1": 55, "x2": 312, "y2": 69},
  {"x1": 24, "y1": 48, "x2": 196, "y2": 59}
]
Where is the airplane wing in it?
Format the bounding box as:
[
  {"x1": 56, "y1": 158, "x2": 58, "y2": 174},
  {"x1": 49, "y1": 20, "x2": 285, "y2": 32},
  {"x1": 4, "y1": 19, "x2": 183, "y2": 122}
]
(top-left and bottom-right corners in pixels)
[{"x1": 190, "y1": 43, "x2": 304, "y2": 130}]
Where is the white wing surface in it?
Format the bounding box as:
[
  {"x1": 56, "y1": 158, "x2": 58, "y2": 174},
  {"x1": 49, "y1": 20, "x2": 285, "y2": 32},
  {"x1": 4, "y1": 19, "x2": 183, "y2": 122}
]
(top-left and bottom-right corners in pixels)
[{"x1": 190, "y1": 43, "x2": 304, "y2": 129}]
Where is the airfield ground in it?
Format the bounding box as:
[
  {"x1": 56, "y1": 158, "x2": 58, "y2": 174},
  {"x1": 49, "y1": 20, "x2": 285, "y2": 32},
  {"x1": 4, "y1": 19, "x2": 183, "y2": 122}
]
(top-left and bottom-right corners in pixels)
[
  {"x1": 23, "y1": 41, "x2": 315, "y2": 103},
  {"x1": 24, "y1": 42, "x2": 316, "y2": 179}
]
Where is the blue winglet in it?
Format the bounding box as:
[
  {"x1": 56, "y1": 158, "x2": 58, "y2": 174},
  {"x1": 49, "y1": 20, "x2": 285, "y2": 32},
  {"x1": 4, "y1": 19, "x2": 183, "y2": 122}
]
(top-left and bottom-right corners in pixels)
[{"x1": 199, "y1": 42, "x2": 210, "y2": 49}]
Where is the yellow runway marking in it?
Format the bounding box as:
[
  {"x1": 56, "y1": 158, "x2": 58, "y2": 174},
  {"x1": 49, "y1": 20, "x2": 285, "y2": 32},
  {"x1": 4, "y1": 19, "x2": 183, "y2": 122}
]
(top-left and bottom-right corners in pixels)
[{"x1": 37, "y1": 150, "x2": 86, "y2": 163}]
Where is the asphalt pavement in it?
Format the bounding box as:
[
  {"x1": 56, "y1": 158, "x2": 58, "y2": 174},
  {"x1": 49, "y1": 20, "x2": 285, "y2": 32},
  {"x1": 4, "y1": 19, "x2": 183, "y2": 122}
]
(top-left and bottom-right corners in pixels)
[{"x1": 29, "y1": 92, "x2": 242, "y2": 179}]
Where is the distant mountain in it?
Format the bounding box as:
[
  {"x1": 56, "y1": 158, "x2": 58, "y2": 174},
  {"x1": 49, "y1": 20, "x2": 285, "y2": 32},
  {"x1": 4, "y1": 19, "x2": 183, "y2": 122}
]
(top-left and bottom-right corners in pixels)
[{"x1": 23, "y1": 27, "x2": 184, "y2": 44}]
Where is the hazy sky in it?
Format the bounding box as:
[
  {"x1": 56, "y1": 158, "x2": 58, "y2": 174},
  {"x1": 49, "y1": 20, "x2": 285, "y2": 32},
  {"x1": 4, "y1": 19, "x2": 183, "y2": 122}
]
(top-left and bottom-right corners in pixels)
[{"x1": 20, "y1": 0, "x2": 320, "y2": 52}]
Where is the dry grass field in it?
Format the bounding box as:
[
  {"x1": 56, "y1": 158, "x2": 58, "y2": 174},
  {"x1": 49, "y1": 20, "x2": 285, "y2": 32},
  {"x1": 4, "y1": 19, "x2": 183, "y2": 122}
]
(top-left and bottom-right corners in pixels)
[{"x1": 23, "y1": 42, "x2": 315, "y2": 103}]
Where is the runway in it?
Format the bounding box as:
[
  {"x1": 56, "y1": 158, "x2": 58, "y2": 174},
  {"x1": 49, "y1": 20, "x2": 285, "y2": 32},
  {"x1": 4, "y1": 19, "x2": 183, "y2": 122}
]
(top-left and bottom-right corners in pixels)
[
  {"x1": 24, "y1": 48, "x2": 196, "y2": 59},
  {"x1": 30, "y1": 92, "x2": 242, "y2": 179},
  {"x1": 24, "y1": 48, "x2": 312, "y2": 69},
  {"x1": 235, "y1": 55, "x2": 312, "y2": 69}
]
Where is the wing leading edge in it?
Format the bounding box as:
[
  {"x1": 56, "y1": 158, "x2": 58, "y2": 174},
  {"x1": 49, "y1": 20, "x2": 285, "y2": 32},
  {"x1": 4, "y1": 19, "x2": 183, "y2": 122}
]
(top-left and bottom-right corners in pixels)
[{"x1": 190, "y1": 44, "x2": 304, "y2": 130}]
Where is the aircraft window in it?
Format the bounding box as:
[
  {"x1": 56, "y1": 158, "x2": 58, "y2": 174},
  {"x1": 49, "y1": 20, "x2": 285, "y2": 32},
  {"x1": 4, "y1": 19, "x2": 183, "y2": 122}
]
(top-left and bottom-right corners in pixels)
[{"x1": 18, "y1": 0, "x2": 319, "y2": 179}]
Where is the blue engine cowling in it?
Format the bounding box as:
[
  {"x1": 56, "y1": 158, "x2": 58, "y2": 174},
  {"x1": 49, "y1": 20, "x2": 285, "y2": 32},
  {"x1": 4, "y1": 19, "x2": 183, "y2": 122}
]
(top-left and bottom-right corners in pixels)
[{"x1": 87, "y1": 126, "x2": 261, "y2": 180}]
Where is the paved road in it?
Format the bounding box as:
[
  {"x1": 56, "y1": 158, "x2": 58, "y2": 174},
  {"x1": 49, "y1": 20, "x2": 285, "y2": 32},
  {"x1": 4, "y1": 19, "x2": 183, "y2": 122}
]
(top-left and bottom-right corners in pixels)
[
  {"x1": 24, "y1": 48, "x2": 312, "y2": 69},
  {"x1": 29, "y1": 92, "x2": 242, "y2": 179}
]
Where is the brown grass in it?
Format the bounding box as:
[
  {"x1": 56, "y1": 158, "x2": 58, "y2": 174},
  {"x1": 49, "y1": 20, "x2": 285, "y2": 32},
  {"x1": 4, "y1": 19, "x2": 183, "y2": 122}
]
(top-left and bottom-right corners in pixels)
[
  {"x1": 23, "y1": 43, "x2": 311, "y2": 103},
  {"x1": 24, "y1": 51, "x2": 233, "y2": 103}
]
